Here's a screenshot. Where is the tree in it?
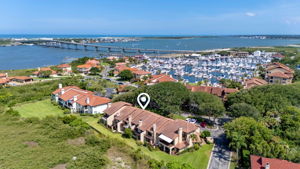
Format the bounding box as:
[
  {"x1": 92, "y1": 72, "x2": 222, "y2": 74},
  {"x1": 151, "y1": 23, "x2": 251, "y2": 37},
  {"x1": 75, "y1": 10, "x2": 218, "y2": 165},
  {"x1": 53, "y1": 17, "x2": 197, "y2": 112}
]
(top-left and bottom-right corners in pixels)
[
  {"x1": 200, "y1": 130, "x2": 211, "y2": 138},
  {"x1": 224, "y1": 117, "x2": 288, "y2": 166},
  {"x1": 226, "y1": 83, "x2": 300, "y2": 115},
  {"x1": 228, "y1": 103, "x2": 260, "y2": 119},
  {"x1": 146, "y1": 82, "x2": 190, "y2": 115},
  {"x1": 219, "y1": 79, "x2": 243, "y2": 89},
  {"x1": 229, "y1": 132, "x2": 247, "y2": 165},
  {"x1": 39, "y1": 70, "x2": 52, "y2": 78},
  {"x1": 89, "y1": 67, "x2": 100, "y2": 75},
  {"x1": 189, "y1": 92, "x2": 225, "y2": 121},
  {"x1": 118, "y1": 70, "x2": 134, "y2": 81},
  {"x1": 113, "y1": 82, "x2": 190, "y2": 116}
]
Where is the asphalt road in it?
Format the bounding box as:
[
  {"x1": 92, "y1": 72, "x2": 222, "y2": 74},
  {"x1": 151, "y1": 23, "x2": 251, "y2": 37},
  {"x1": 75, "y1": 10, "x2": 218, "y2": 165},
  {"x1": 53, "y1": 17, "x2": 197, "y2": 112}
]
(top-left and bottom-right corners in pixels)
[{"x1": 206, "y1": 119, "x2": 231, "y2": 169}]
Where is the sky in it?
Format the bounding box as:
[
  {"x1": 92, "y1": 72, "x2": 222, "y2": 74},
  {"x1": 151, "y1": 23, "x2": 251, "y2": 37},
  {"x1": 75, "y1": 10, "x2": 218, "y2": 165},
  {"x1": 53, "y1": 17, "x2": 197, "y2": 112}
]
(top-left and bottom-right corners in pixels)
[{"x1": 1, "y1": 0, "x2": 300, "y2": 35}]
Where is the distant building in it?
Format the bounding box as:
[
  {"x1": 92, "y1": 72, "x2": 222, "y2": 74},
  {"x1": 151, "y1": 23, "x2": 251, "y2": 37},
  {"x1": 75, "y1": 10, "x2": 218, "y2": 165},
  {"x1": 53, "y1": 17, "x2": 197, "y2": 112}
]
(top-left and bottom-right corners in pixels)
[
  {"x1": 10, "y1": 76, "x2": 33, "y2": 83},
  {"x1": 265, "y1": 62, "x2": 294, "y2": 84},
  {"x1": 271, "y1": 53, "x2": 285, "y2": 59},
  {"x1": 77, "y1": 64, "x2": 94, "y2": 74},
  {"x1": 186, "y1": 85, "x2": 238, "y2": 100},
  {"x1": 77, "y1": 59, "x2": 100, "y2": 74},
  {"x1": 114, "y1": 65, "x2": 151, "y2": 80},
  {"x1": 253, "y1": 51, "x2": 262, "y2": 57},
  {"x1": 230, "y1": 51, "x2": 249, "y2": 57},
  {"x1": 0, "y1": 73, "x2": 8, "y2": 79},
  {"x1": 101, "y1": 102, "x2": 201, "y2": 154},
  {"x1": 0, "y1": 78, "x2": 10, "y2": 86},
  {"x1": 250, "y1": 155, "x2": 300, "y2": 169},
  {"x1": 57, "y1": 64, "x2": 72, "y2": 75},
  {"x1": 146, "y1": 74, "x2": 177, "y2": 85},
  {"x1": 244, "y1": 78, "x2": 268, "y2": 89},
  {"x1": 32, "y1": 67, "x2": 57, "y2": 77},
  {"x1": 52, "y1": 85, "x2": 111, "y2": 114},
  {"x1": 132, "y1": 69, "x2": 151, "y2": 80},
  {"x1": 116, "y1": 85, "x2": 129, "y2": 94}
]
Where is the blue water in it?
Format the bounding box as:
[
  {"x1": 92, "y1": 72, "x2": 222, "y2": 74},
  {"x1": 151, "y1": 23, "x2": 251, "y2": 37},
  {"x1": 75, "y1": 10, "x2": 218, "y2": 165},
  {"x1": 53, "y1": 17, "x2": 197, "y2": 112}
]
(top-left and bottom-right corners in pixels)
[{"x1": 1, "y1": 35, "x2": 300, "y2": 70}]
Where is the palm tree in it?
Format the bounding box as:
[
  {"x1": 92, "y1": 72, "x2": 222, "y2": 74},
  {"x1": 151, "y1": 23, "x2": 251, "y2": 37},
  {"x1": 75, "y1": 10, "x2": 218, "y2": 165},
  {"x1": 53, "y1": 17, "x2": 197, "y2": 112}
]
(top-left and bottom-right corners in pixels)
[
  {"x1": 229, "y1": 132, "x2": 247, "y2": 165},
  {"x1": 190, "y1": 134, "x2": 197, "y2": 142}
]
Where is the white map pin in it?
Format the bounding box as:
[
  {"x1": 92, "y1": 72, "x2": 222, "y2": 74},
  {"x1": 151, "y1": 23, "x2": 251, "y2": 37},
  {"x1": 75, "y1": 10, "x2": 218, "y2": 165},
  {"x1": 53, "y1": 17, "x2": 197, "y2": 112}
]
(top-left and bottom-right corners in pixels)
[{"x1": 137, "y1": 93, "x2": 150, "y2": 110}]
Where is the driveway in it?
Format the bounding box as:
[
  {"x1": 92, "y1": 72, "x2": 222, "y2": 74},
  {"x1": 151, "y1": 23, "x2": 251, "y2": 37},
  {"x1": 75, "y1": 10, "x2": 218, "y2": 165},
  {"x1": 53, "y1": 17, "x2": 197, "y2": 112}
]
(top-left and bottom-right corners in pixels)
[{"x1": 206, "y1": 118, "x2": 231, "y2": 169}]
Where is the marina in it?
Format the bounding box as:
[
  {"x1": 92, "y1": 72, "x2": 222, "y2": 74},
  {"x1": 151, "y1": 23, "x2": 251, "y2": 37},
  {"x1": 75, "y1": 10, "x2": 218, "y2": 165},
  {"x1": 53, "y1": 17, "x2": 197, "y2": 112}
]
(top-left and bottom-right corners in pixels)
[{"x1": 136, "y1": 51, "x2": 273, "y2": 85}]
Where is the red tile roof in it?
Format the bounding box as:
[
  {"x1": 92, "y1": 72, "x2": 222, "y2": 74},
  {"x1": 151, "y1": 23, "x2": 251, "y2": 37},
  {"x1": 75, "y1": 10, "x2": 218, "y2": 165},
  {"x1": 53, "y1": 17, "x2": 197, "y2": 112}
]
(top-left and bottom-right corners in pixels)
[
  {"x1": 250, "y1": 155, "x2": 300, "y2": 169},
  {"x1": 245, "y1": 78, "x2": 268, "y2": 89},
  {"x1": 11, "y1": 76, "x2": 33, "y2": 81},
  {"x1": 116, "y1": 62, "x2": 126, "y2": 66},
  {"x1": 53, "y1": 86, "x2": 111, "y2": 107},
  {"x1": 0, "y1": 78, "x2": 10, "y2": 84},
  {"x1": 106, "y1": 102, "x2": 198, "y2": 140},
  {"x1": 103, "y1": 102, "x2": 132, "y2": 116},
  {"x1": 268, "y1": 72, "x2": 291, "y2": 78},
  {"x1": 76, "y1": 94, "x2": 111, "y2": 106},
  {"x1": 266, "y1": 62, "x2": 294, "y2": 73},
  {"x1": 77, "y1": 64, "x2": 93, "y2": 69},
  {"x1": 0, "y1": 73, "x2": 7, "y2": 77},
  {"x1": 57, "y1": 64, "x2": 71, "y2": 68},
  {"x1": 272, "y1": 53, "x2": 285, "y2": 58},
  {"x1": 147, "y1": 74, "x2": 177, "y2": 84},
  {"x1": 115, "y1": 65, "x2": 138, "y2": 72},
  {"x1": 132, "y1": 69, "x2": 151, "y2": 75},
  {"x1": 52, "y1": 86, "x2": 80, "y2": 95},
  {"x1": 86, "y1": 59, "x2": 100, "y2": 66},
  {"x1": 186, "y1": 85, "x2": 238, "y2": 96}
]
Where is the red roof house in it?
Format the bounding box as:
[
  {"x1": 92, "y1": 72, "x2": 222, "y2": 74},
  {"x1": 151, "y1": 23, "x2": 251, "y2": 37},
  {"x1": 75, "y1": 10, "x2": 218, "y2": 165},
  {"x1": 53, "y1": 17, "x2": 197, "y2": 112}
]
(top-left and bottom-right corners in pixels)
[
  {"x1": 146, "y1": 74, "x2": 177, "y2": 85},
  {"x1": 250, "y1": 155, "x2": 300, "y2": 169},
  {"x1": 52, "y1": 85, "x2": 111, "y2": 114},
  {"x1": 244, "y1": 78, "x2": 268, "y2": 89},
  {"x1": 186, "y1": 85, "x2": 238, "y2": 100}
]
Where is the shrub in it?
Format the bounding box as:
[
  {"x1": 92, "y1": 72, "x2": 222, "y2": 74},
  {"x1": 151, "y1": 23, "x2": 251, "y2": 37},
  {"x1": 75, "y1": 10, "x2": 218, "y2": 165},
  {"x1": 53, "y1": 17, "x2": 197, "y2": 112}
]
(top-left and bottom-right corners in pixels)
[
  {"x1": 67, "y1": 150, "x2": 108, "y2": 169},
  {"x1": 86, "y1": 135, "x2": 101, "y2": 146},
  {"x1": 194, "y1": 144, "x2": 200, "y2": 151},
  {"x1": 63, "y1": 109, "x2": 71, "y2": 114},
  {"x1": 69, "y1": 118, "x2": 90, "y2": 130},
  {"x1": 144, "y1": 142, "x2": 155, "y2": 151},
  {"x1": 200, "y1": 130, "x2": 211, "y2": 138},
  {"x1": 61, "y1": 115, "x2": 77, "y2": 124},
  {"x1": 122, "y1": 128, "x2": 133, "y2": 138},
  {"x1": 131, "y1": 148, "x2": 143, "y2": 161},
  {"x1": 5, "y1": 108, "x2": 20, "y2": 116},
  {"x1": 25, "y1": 117, "x2": 40, "y2": 124},
  {"x1": 136, "y1": 141, "x2": 143, "y2": 146}
]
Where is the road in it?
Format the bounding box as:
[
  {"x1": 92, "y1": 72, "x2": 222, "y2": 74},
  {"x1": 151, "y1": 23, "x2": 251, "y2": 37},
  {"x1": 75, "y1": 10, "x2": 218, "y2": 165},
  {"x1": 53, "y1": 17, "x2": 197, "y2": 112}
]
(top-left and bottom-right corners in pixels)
[{"x1": 206, "y1": 118, "x2": 231, "y2": 169}]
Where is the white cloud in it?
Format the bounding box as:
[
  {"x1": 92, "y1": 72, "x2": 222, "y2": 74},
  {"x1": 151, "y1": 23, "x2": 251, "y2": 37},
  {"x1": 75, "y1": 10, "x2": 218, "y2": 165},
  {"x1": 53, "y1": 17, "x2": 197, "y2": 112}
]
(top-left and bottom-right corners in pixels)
[{"x1": 245, "y1": 12, "x2": 256, "y2": 17}]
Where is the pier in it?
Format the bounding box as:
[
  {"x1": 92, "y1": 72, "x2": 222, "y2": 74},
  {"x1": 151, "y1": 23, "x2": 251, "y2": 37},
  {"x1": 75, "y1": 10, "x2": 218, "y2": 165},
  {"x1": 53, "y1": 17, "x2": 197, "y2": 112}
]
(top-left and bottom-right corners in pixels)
[{"x1": 21, "y1": 40, "x2": 200, "y2": 54}]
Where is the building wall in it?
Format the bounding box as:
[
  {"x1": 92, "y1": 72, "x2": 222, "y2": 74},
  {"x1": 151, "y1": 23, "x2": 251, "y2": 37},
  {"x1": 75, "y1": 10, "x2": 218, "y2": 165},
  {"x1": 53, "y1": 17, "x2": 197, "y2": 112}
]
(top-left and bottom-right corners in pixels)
[{"x1": 91, "y1": 104, "x2": 109, "y2": 114}]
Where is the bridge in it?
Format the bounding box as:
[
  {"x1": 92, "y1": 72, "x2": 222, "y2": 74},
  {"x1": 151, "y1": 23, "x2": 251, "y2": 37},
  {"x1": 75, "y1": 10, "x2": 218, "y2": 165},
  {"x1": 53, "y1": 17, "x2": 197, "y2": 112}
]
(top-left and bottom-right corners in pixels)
[{"x1": 21, "y1": 39, "x2": 199, "y2": 54}]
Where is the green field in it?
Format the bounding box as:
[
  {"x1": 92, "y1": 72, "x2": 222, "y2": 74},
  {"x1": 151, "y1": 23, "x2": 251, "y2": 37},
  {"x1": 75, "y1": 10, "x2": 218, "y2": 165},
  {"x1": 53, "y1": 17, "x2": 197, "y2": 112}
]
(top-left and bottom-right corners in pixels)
[
  {"x1": 0, "y1": 113, "x2": 113, "y2": 169},
  {"x1": 14, "y1": 99, "x2": 64, "y2": 118}
]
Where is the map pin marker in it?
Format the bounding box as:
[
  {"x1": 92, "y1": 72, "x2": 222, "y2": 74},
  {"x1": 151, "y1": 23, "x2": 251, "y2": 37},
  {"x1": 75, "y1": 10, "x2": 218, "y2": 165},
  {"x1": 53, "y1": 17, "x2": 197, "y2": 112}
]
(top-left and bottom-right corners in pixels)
[{"x1": 137, "y1": 93, "x2": 150, "y2": 110}]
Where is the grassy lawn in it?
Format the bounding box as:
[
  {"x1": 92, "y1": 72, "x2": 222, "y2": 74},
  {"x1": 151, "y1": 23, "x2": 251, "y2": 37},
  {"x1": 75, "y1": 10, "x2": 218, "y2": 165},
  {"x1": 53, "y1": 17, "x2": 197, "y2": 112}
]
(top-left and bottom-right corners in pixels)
[
  {"x1": 13, "y1": 100, "x2": 213, "y2": 169},
  {"x1": 14, "y1": 99, "x2": 64, "y2": 119}
]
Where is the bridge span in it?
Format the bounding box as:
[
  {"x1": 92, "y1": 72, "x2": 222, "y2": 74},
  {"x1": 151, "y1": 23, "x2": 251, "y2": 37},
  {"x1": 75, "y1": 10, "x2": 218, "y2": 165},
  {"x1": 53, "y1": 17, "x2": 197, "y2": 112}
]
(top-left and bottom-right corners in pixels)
[{"x1": 21, "y1": 40, "x2": 200, "y2": 54}]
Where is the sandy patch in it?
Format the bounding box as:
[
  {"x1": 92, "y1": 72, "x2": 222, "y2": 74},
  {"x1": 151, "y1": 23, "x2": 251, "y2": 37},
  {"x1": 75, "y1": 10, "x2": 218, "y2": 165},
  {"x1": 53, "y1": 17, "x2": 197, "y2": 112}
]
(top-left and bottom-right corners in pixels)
[
  {"x1": 23, "y1": 141, "x2": 39, "y2": 148},
  {"x1": 67, "y1": 137, "x2": 85, "y2": 146},
  {"x1": 51, "y1": 164, "x2": 67, "y2": 169}
]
